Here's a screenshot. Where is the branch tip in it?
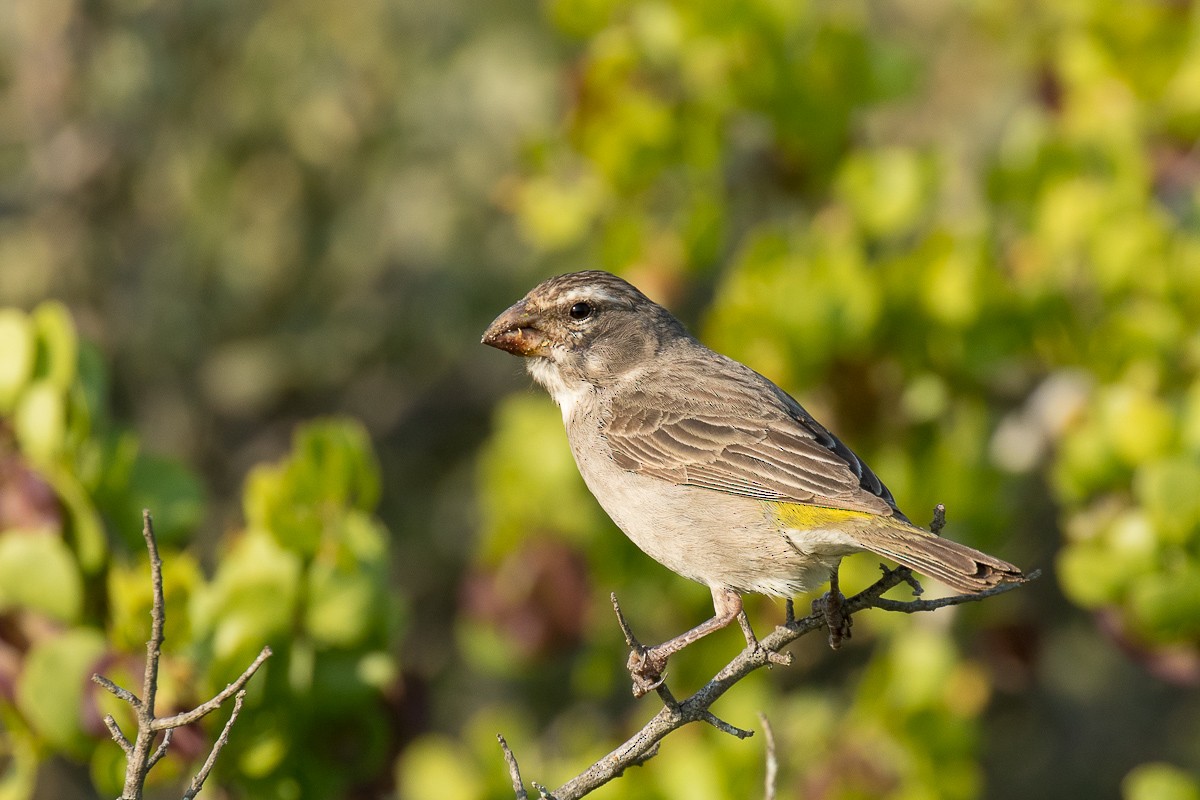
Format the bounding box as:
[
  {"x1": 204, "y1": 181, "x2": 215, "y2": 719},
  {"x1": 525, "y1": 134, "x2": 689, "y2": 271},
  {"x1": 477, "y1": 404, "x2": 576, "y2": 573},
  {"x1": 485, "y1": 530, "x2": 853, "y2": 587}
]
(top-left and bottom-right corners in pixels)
[
  {"x1": 497, "y1": 734, "x2": 529, "y2": 800},
  {"x1": 152, "y1": 646, "x2": 272, "y2": 731},
  {"x1": 183, "y1": 690, "x2": 247, "y2": 800},
  {"x1": 900, "y1": 570, "x2": 924, "y2": 597},
  {"x1": 147, "y1": 728, "x2": 174, "y2": 769},
  {"x1": 930, "y1": 503, "x2": 947, "y2": 535},
  {"x1": 102, "y1": 715, "x2": 132, "y2": 754},
  {"x1": 542, "y1": 531, "x2": 1032, "y2": 800},
  {"x1": 700, "y1": 711, "x2": 753, "y2": 739},
  {"x1": 98, "y1": 510, "x2": 269, "y2": 800},
  {"x1": 609, "y1": 593, "x2": 642, "y2": 651},
  {"x1": 92, "y1": 673, "x2": 140, "y2": 708}
]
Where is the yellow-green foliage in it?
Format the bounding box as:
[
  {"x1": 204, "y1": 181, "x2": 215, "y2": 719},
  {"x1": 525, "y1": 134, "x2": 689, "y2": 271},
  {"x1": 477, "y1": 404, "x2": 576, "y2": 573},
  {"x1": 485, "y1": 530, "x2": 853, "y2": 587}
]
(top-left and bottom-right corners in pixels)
[
  {"x1": 470, "y1": 1, "x2": 1200, "y2": 798},
  {"x1": 0, "y1": 305, "x2": 402, "y2": 797},
  {"x1": 2, "y1": 0, "x2": 1200, "y2": 797}
]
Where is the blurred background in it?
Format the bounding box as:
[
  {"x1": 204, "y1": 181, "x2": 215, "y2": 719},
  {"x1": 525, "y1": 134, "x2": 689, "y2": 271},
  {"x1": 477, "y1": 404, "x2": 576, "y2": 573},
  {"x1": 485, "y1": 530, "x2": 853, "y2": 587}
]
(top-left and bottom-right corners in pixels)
[{"x1": 1, "y1": 0, "x2": 1199, "y2": 797}]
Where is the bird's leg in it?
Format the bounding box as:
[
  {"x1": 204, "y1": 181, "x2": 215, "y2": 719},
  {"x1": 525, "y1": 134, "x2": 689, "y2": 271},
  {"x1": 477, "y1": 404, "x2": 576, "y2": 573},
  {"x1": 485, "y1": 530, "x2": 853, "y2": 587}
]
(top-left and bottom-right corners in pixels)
[
  {"x1": 627, "y1": 586, "x2": 743, "y2": 697},
  {"x1": 812, "y1": 562, "x2": 852, "y2": 650}
]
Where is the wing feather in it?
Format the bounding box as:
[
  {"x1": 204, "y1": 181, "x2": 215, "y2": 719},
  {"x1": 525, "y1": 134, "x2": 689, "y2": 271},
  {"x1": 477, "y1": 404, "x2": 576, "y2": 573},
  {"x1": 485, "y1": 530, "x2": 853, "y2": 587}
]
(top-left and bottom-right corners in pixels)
[{"x1": 600, "y1": 350, "x2": 902, "y2": 518}]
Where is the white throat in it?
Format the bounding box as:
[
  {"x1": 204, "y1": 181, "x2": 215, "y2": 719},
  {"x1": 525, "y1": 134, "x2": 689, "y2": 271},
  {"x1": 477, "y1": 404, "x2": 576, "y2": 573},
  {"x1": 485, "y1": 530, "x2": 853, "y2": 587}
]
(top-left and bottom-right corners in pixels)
[{"x1": 527, "y1": 359, "x2": 592, "y2": 423}]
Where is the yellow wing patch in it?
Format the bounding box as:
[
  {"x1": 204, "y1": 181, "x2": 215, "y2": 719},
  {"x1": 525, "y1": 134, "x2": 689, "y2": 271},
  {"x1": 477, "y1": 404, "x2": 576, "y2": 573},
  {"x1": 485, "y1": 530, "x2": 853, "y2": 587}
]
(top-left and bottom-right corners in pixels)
[{"x1": 766, "y1": 502, "x2": 876, "y2": 530}]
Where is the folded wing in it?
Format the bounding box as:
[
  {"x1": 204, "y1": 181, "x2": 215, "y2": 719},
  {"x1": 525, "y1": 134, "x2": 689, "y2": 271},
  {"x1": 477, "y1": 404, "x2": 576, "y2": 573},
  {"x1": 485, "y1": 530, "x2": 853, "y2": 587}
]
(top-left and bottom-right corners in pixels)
[{"x1": 601, "y1": 352, "x2": 905, "y2": 519}]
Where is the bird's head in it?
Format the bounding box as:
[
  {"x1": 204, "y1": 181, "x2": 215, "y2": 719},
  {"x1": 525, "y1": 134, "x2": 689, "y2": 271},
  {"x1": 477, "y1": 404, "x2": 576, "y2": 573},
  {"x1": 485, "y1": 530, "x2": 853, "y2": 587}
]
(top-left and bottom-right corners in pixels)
[{"x1": 482, "y1": 271, "x2": 687, "y2": 408}]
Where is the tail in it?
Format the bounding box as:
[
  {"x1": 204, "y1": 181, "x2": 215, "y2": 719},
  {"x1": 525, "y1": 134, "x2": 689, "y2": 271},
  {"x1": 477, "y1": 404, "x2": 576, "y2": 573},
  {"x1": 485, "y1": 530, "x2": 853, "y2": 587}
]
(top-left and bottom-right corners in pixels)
[{"x1": 854, "y1": 522, "x2": 1024, "y2": 593}]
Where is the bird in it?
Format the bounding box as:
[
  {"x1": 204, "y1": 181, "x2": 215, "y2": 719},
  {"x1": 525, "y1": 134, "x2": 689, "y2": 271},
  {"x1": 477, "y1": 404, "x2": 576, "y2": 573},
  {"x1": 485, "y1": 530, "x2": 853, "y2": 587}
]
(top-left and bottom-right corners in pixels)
[{"x1": 481, "y1": 270, "x2": 1024, "y2": 695}]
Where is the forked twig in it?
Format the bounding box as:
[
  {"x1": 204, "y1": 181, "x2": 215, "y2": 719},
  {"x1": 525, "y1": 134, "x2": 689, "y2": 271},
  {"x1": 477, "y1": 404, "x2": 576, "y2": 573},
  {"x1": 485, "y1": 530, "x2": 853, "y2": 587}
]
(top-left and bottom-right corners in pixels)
[
  {"x1": 498, "y1": 504, "x2": 1032, "y2": 799},
  {"x1": 92, "y1": 510, "x2": 272, "y2": 799}
]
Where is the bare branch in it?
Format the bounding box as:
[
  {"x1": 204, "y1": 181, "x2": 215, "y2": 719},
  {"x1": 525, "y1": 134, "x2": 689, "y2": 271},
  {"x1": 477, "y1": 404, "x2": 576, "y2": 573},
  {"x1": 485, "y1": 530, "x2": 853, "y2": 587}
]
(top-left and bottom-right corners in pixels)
[
  {"x1": 183, "y1": 690, "x2": 247, "y2": 800},
  {"x1": 930, "y1": 503, "x2": 947, "y2": 535},
  {"x1": 610, "y1": 592, "x2": 640, "y2": 651},
  {"x1": 497, "y1": 734, "x2": 529, "y2": 800},
  {"x1": 93, "y1": 674, "x2": 140, "y2": 708},
  {"x1": 92, "y1": 511, "x2": 272, "y2": 799},
  {"x1": 532, "y1": 550, "x2": 1032, "y2": 799},
  {"x1": 141, "y1": 509, "x2": 165, "y2": 721},
  {"x1": 758, "y1": 713, "x2": 777, "y2": 800},
  {"x1": 872, "y1": 569, "x2": 1040, "y2": 614},
  {"x1": 700, "y1": 711, "x2": 753, "y2": 739},
  {"x1": 152, "y1": 646, "x2": 272, "y2": 730},
  {"x1": 898, "y1": 570, "x2": 925, "y2": 597},
  {"x1": 147, "y1": 729, "x2": 173, "y2": 769},
  {"x1": 102, "y1": 715, "x2": 133, "y2": 754}
]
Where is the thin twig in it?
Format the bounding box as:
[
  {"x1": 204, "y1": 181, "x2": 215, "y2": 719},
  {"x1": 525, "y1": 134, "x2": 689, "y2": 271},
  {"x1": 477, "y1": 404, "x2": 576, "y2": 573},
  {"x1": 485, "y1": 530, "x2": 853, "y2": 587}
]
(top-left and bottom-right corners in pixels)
[
  {"x1": 610, "y1": 593, "x2": 646, "y2": 656},
  {"x1": 898, "y1": 570, "x2": 925, "y2": 596},
  {"x1": 872, "y1": 569, "x2": 1041, "y2": 613},
  {"x1": 102, "y1": 715, "x2": 133, "y2": 754},
  {"x1": 92, "y1": 510, "x2": 272, "y2": 800},
  {"x1": 151, "y1": 646, "x2": 272, "y2": 730},
  {"x1": 700, "y1": 711, "x2": 753, "y2": 739},
  {"x1": 930, "y1": 503, "x2": 947, "y2": 535},
  {"x1": 147, "y1": 729, "x2": 173, "y2": 769},
  {"x1": 183, "y1": 690, "x2": 247, "y2": 800},
  {"x1": 498, "y1": 734, "x2": 530, "y2": 800},
  {"x1": 540, "y1": 560, "x2": 1031, "y2": 799},
  {"x1": 141, "y1": 509, "x2": 165, "y2": 721},
  {"x1": 93, "y1": 675, "x2": 140, "y2": 709},
  {"x1": 108, "y1": 510, "x2": 167, "y2": 799},
  {"x1": 758, "y1": 713, "x2": 777, "y2": 800}
]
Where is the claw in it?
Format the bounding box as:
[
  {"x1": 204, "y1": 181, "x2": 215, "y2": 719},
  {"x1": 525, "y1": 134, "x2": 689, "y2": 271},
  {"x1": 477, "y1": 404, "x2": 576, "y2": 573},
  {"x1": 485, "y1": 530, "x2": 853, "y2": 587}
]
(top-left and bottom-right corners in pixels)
[{"x1": 627, "y1": 648, "x2": 668, "y2": 698}]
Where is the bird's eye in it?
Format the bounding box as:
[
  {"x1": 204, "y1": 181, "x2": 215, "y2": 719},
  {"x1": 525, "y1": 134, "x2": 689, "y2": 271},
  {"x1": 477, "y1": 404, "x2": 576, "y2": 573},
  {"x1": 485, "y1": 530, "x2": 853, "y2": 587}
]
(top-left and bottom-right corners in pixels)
[{"x1": 569, "y1": 301, "x2": 594, "y2": 321}]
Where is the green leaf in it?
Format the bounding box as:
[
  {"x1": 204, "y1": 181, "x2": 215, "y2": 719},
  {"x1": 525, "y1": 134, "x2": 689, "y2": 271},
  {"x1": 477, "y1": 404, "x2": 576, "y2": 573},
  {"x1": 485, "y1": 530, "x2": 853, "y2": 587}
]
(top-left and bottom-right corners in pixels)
[
  {"x1": 305, "y1": 560, "x2": 379, "y2": 648},
  {"x1": 13, "y1": 381, "x2": 66, "y2": 466},
  {"x1": 1125, "y1": 566, "x2": 1200, "y2": 643},
  {"x1": 0, "y1": 530, "x2": 83, "y2": 623},
  {"x1": 243, "y1": 418, "x2": 381, "y2": 558},
  {"x1": 16, "y1": 628, "x2": 107, "y2": 756},
  {"x1": 197, "y1": 529, "x2": 301, "y2": 666},
  {"x1": 1056, "y1": 541, "x2": 1133, "y2": 608},
  {"x1": 89, "y1": 736, "x2": 129, "y2": 799},
  {"x1": 42, "y1": 466, "x2": 108, "y2": 574},
  {"x1": 123, "y1": 455, "x2": 205, "y2": 547},
  {"x1": 108, "y1": 549, "x2": 203, "y2": 653},
  {"x1": 31, "y1": 301, "x2": 78, "y2": 391},
  {"x1": 0, "y1": 308, "x2": 35, "y2": 412},
  {"x1": 396, "y1": 735, "x2": 485, "y2": 800},
  {"x1": 1134, "y1": 457, "x2": 1200, "y2": 545},
  {"x1": 291, "y1": 419, "x2": 380, "y2": 512},
  {"x1": 476, "y1": 395, "x2": 605, "y2": 561},
  {"x1": 835, "y1": 147, "x2": 929, "y2": 237},
  {"x1": 1123, "y1": 763, "x2": 1200, "y2": 800},
  {"x1": 0, "y1": 703, "x2": 39, "y2": 800},
  {"x1": 1101, "y1": 384, "x2": 1175, "y2": 467}
]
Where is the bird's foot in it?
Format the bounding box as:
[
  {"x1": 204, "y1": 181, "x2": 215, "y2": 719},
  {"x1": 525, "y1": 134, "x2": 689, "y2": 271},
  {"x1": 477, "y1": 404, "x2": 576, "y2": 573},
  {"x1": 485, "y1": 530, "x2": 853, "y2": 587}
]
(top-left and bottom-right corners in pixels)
[
  {"x1": 627, "y1": 646, "x2": 669, "y2": 698},
  {"x1": 812, "y1": 587, "x2": 852, "y2": 650}
]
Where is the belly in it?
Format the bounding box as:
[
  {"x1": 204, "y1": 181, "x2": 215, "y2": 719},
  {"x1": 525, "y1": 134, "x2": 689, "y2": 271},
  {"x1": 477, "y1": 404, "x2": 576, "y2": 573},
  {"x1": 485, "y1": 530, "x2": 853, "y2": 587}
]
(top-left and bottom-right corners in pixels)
[{"x1": 572, "y1": 443, "x2": 859, "y2": 595}]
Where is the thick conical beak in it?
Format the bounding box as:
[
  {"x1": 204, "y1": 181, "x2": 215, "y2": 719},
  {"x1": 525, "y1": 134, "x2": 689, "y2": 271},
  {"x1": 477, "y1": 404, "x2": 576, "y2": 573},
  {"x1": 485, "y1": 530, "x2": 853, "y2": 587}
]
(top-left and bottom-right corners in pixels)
[{"x1": 481, "y1": 300, "x2": 549, "y2": 356}]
